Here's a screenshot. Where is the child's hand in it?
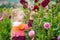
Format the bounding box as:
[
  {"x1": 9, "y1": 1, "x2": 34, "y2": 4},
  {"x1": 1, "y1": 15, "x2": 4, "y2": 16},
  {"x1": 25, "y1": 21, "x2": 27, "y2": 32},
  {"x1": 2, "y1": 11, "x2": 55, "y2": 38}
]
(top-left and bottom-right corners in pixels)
[
  {"x1": 29, "y1": 11, "x2": 36, "y2": 20},
  {"x1": 30, "y1": 11, "x2": 36, "y2": 16},
  {"x1": 29, "y1": 27, "x2": 32, "y2": 30}
]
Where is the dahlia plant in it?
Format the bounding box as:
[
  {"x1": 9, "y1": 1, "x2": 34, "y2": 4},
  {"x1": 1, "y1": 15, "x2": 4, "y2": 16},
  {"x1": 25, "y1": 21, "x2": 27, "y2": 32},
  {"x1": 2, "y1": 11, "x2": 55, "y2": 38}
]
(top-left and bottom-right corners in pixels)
[{"x1": 0, "y1": 0, "x2": 60, "y2": 40}]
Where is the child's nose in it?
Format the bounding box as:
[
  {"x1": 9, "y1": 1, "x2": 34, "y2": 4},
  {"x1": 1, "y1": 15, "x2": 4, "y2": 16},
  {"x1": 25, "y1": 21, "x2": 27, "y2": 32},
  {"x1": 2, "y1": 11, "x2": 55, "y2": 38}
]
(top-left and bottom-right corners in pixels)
[{"x1": 14, "y1": 13, "x2": 18, "y2": 16}]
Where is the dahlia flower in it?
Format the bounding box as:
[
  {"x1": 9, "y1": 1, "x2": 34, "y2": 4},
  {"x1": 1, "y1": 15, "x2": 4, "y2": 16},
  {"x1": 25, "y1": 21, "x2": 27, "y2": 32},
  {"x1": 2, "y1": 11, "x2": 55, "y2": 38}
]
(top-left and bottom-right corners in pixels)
[
  {"x1": 28, "y1": 30, "x2": 35, "y2": 38},
  {"x1": 44, "y1": 22, "x2": 50, "y2": 29},
  {"x1": 41, "y1": 0, "x2": 50, "y2": 7},
  {"x1": 58, "y1": 36, "x2": 60, "y2": 40}
]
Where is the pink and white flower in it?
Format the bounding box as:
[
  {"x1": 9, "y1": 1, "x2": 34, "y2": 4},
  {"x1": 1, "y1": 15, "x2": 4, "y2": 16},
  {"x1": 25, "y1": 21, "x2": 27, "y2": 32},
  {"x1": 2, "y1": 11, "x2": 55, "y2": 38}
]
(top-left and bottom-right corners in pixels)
[
  {"x1": 28, "y1": 30, "x2": 35, "y2": 38},
  {"x1": 30, "y1": 5, "x2": 34, "y2": 10},
  {"x1": 44, "y1": 22, "x2": 50, "y2": 29}
]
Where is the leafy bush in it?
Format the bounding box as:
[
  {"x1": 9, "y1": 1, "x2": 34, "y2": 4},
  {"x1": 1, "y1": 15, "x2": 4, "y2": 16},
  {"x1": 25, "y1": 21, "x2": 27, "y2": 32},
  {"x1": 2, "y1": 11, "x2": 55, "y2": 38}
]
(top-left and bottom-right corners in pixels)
[
  {"x1": 0, "y1": 17, "x2": 11, "y2": 40},
  {"x1": 0, "y1": 1, "x2": 60, "y2": 40}
]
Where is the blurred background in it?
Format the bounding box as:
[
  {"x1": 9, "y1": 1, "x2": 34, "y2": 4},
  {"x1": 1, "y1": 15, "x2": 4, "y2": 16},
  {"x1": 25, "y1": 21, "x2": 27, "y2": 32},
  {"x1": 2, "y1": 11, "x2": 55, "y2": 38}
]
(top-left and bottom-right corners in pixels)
[{"x1": 0, "y1": 0, "x2": 60, "y2": 40}]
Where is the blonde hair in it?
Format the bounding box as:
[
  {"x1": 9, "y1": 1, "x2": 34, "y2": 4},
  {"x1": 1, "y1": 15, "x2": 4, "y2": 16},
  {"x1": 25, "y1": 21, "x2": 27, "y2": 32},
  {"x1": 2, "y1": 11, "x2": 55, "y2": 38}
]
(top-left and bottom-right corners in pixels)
[{"x1": 11, "y1": 8, "x2": 25, "y2": 22}]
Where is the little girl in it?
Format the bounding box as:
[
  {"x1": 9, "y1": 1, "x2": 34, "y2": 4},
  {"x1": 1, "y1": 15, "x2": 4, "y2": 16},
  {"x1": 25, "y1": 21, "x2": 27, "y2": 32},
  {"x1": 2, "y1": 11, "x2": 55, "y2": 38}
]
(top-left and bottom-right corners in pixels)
[{"x1": 11, "y1": 9, "x2": 35, "y2": 40}]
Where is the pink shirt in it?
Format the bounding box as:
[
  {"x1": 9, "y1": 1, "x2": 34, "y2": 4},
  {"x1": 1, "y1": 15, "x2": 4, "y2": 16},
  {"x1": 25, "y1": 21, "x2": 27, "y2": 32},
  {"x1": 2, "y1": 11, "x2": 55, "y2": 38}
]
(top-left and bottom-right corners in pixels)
[
  {"x1": 11, "y1": 22, "x2": 29, "y2": 37},
  {"x1": 11, "y1": 19, "x2": 33, "y2": 37}
]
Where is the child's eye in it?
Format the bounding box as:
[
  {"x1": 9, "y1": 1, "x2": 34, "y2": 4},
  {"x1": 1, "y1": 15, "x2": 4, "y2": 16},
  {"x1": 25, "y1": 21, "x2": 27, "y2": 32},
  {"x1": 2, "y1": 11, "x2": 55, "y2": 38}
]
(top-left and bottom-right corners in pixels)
[{"x1": 20, "y1": 14, "x2": 23, "y2": 16}]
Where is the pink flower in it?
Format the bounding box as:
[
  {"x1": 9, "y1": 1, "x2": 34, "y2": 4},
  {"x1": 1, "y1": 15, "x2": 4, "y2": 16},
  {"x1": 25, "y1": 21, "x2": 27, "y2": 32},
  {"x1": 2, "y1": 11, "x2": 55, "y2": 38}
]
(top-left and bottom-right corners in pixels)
[
  {"x1": 28, "y1": 30, "x2": 35, "y2": 38},
  {"x1": 11, "y1": 2, "x2": 15, "y2": 6},
  {"x1": 20, "y1": 0, "x2": 26, "y2": 5},
  {"x1": 2, "y1": 12, "x2": 7, "y2": 17},
  {"x1": 16, "y1": 4, "x2": 19, "y2": 7},
  {"x1": 44, "y1": 22, "x2": 50, "y2": 29},
  {"x1": 3, "y1": 1, "x2": 8, "y2": 5},
  {"x1": 45, "y1": 5, "x2": 49, "y2": 9},
  {"x1": 0, "y1": 17, "x2": 3, "y2": 21},
  {"x1": 58, "y1": 36, "x2": 60, "y2": 40},
  {"x1": 30, "y1": 5, "x2": 34, "y2": 10}
]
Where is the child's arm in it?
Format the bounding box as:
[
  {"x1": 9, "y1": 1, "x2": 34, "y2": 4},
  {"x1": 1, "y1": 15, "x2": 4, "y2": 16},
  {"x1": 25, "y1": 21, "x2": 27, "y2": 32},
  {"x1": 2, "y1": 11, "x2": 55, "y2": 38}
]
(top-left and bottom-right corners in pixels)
[
  {"x1": 40, "y1": 0, "x2": 50, "y2": 7},
  {"x1": 28, "y1": 16, "x2": 34, "y2": 27},
  {"x1": 25, "y1": 16, "x2": 33, "y2": 30},
  {"x1": 25, "y1": 11, "x2": 36, "y2": 30},
  {"x1": 28, "y1": 11, "x2": 36, "y2": 27}
]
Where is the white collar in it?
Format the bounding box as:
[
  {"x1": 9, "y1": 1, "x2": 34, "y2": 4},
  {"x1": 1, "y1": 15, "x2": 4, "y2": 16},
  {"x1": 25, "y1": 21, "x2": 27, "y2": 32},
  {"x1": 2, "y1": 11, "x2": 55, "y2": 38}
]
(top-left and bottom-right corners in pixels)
[{"x1": 12, "y1": 22, "x2": 22, "y2": 27}]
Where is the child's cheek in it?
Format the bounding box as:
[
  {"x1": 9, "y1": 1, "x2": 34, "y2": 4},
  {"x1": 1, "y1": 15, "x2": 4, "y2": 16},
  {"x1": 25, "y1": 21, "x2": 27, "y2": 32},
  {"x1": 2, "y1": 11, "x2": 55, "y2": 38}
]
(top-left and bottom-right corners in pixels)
[
  {"x1": 20, "y1": 16, "x2": 24, "y2": 19},
  {"x1": 14, "y1": 13, "x2": 18, "y2": 16}
]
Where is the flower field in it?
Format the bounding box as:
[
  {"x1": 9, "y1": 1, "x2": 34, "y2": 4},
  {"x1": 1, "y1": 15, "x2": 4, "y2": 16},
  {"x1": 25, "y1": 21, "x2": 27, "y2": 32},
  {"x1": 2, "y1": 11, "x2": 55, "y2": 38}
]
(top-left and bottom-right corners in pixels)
[{"x1": 0, "y1": 0, "x2": 60, "y2": 40}]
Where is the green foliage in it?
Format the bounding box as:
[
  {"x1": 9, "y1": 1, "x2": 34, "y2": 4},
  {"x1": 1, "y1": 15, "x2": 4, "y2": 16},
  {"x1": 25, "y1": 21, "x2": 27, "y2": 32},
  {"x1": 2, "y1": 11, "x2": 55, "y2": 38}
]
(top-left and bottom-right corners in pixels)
[
  {"x1": 0, "y1": 17, "x2": 11, "y2": 40},
  {"x1": 0, "y1": 2, "x2": 60, "y2": 40}
]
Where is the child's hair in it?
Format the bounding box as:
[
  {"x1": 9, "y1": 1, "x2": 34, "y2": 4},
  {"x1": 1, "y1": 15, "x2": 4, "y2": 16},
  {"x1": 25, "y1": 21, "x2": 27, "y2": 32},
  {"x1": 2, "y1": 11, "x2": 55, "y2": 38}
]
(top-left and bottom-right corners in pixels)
[{"x1": 11, "y1": 8, "x2": 25, "y2": 22}]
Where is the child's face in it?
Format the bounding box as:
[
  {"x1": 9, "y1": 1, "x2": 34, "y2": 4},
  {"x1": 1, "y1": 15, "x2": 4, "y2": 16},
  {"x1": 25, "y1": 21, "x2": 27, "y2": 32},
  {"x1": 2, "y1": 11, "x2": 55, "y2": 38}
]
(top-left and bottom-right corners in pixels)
[
  {"x1": 17, "y1": 13, "x2": 24, "y2": 21},
  {"x1": 14, "y1": 10, "x2": 25, "y2": 22}
]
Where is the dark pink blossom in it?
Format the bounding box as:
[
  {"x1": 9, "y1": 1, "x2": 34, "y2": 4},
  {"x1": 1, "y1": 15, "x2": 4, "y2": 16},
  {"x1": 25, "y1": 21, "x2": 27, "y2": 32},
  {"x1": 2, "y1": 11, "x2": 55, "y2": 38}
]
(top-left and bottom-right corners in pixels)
[
  {"x1": 20, "y1": 0, "x2": 25, "y2": 5},
  {"x1": 41, "y1": 0, "x2": 50, "y2": 7},
  {"x1": 33, "y1": 5, "x2": 39, "y2": 11},
  {"x1": 23, "y1": 2, "x2": 28, "y2": 9},
  {"x1": 20, "y1": 0, "x2": 28, "y2": 8},
  {"x1": 34, "y1": 0, "x2": 39, "y2": 3}
]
